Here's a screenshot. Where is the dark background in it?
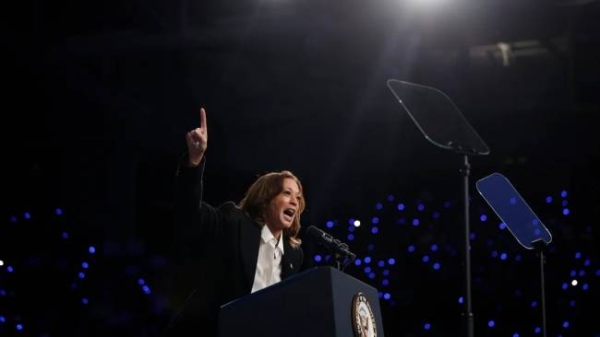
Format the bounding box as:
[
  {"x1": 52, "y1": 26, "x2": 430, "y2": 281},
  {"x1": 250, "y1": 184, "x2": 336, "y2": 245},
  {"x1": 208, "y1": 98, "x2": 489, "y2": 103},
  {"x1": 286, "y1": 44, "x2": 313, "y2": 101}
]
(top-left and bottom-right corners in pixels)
[{"x1": 2, "y1": 0, "x2": 599, "y2": 336}]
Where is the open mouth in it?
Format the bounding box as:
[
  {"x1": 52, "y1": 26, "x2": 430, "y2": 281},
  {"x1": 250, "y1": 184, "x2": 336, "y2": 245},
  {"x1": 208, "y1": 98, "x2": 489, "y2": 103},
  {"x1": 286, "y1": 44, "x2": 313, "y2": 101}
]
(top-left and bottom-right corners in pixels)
[{"x1": 283, "y1": 208, "x2": 295, "y2": 221}]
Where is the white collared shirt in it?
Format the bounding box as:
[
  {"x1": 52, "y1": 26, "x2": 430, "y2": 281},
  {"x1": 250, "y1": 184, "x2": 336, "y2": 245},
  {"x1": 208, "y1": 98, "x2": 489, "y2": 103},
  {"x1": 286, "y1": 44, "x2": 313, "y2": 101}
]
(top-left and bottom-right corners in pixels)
[{"x1": 251, "y1": 225, "x2": 284, "y2": 293}]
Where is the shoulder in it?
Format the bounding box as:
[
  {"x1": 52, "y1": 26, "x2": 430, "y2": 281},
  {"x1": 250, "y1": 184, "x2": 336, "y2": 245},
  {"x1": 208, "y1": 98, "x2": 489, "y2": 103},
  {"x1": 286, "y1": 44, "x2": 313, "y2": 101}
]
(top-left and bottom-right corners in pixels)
[{"x1": 218, "y1": 201, "x2": 252, "y2": 223}]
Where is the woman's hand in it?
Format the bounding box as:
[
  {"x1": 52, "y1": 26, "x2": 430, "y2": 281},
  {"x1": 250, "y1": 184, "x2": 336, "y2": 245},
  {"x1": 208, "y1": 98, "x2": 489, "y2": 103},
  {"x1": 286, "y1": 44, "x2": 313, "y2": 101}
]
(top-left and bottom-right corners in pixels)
[{"x1": 185, "y1": 107, "x2": 208, "y2": 167}]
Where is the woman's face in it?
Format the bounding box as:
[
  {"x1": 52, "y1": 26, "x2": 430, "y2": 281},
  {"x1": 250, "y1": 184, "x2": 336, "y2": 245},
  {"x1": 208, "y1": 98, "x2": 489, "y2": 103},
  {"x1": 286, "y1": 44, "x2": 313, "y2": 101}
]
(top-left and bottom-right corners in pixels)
[{"x1": 263, "y1": 178, "x2": 302, "y2": 236}]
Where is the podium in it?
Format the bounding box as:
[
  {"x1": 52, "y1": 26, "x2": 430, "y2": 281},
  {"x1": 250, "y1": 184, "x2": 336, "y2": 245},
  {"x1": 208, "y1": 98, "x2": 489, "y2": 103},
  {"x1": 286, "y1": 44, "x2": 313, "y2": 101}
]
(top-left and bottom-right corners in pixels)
[{"x1": 219, "y1": 266, "x2": 385, "y2": 337}]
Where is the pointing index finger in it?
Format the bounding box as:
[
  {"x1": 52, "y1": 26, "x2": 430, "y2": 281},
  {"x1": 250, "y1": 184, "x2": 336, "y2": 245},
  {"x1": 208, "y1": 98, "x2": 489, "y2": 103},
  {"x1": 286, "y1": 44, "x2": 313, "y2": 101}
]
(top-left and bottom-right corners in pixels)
[{"x1": 200, "y1": 107, "x2": 207, "y2": 131}]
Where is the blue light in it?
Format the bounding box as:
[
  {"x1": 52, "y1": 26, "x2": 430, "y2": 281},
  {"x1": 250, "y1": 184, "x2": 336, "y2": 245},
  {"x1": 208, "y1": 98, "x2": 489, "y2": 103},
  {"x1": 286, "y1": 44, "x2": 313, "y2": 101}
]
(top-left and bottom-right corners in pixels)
[
  {"x1": 408, "y1": 245, "x2": 415, "y2": 253},
  {"x1": 531, "y1": 301, "x2": 538, "y2": 308},
  {"x1": 347, "y1": 234, "x2": 355, "y2": 241},
  {"x1": 596, "y1": 269, "x2": 600, "y2": 276},
  {"x1": 545, "y1": 196, "x2": 553, "y2": 203},
  {"x1": 388, "y1": 258, "x2": 396, "y2": 265},
  {"x1": 364, "y1": 267, "x2": 372, "y2": 274},
  {"x1": 348, "y1": 218, "x2": 355, "y2": 225},
  {"x1": 433, "y1": 262, "x2": 441, "y2": 270},
  {"x1": 491, "y1": 251, "x2": 498, "y2": 258},
  {"x1": 371, "y1": 227, "x2": 379, "y2": 234},
  {"x1": 480, "y1": 214, "x2": 487, "y2": 222},
  {"x1": 561, "y1": 190, "x2": 568, "y2": 198},
  {"x1": 82, "y1": 298, "x2": 89, "y2": 304},
  {"x1": 314, "y1": 255, "x2": 322, "y2": 262},
  {"x1": 397, "y1": 203, "x2": 405, "y2": 211},
  {"x1": 88, "y1": 246, "x2": 96, "y2": 254},
  {"x1": 562, "y1": 200, "x2": 568, "y2": 206},
  {"x1": 510, "y1": 197, "x2": 517, "y2": 205},
  {"x1": 354, "y1": 259, "x2": 362, "y2": 266},
  {"x1": 575, "y1": 252, "x2": 582, "y2": 259},
  {"x1": 383, "y1": 293, "x2": 391, "y2": 300},
  {"x1": 142, "y1": 285, "x2": 151, "y2": 294},
  {"x1": 417, "y1": 203, "x2": 425, "y2": 211},
  {"x1": 422, "y1": 255, "x2": 430, "y2": 263},
  {"x1": 432, "y1": 211, "x2": 440, "y2": 219},
  {"x1": 55, "y1": 208, "x2": 63, "y2": 215},
  {"x1": 347, "y1": 225, "x2": 355, "y2": 232},
  {"x1": 458, "y1": 296, "x2": 464, "y2": 304},
  {"x1": 0, "y1": 316, "x2": 5, "y2": 323},
  {"x1": 431, "y1": 244, "x2": 439, "y2": 252},
  {"x1": 562, "y1": 283, "x2": 568, "y2": 290},
  {"x1": 488, "y1": 320, "x2": 495, "y2": 328},
  {"x1": 570, "y1": 269, "x2": 577, "y2": 277},
  {"x1": 584, "y1": 259, "x2": 590, "y2": 266},
  {"x1": 387, "y1": 194, "x2": 394, "y2": 201},
  {"x1": 371, "y1": 217, "x2": 379, "y2": 224},
  {"x1": 368, "y1": 273, "x2": 376, "y2": 279},
  {"x1": 9, "y1": 216, "x2": 17, "y2": 223},
  {"x1": 138, "y1": 278, "x2": 145, "y2": 285},
  {"x1": 16, "y1": 324, "x2": 23, "y2": 330},
  {"x1": 470, "y1": 232, "x2": 476, "y2": 240},
  {"x1": 499, "y1": 223, "x2": 506, "y2": 230},
  {"x1": 534, "y1": 326, "x2": 541, "y2": 334},
  {"x1": 376, "y1": 202, "x2": 383, "y2": 210},
  {"x1": 563, "y1": 321, "x2": 570, "y2": 328},
  {"x1": 82, "y1": 262, "x2": 89, "y2": 269},
  {"x1": 412, "y1": 219, "x2": 420, "y2": 226},
  {"x1": 78, "y1": 272, "x2": 85, "y2": 279},
  {"x1": 582, "y1": 283, "x2": 589, "y2": 291},
  {"x1": 515, "y1": 254, "x2": 522, "y2": 262},
  {"x1": 24, "y1": 212, "x2": 31, "y2": 220},
  {"x1": 62, "y1": 232, "x2": 69, "y2": 239},
  {"x1": 0, "y1": 289, "x2": 6, "y2": 296},
  {"x1": 424, "y1": 323, "x2": 431, "y2": 330},
  {"x1": 513, "y1": 333, "x2": 520, "y2": 337},
  {"x1": 382, "y1": 269, "x2": 390, "y2": 276},
  {"x1": 326, "y1": 221, "x2": 334, "y2": 228},
  {"x1": 500, "y1": 253, "x2": 508, "y2": 260},
  {"x1": 382, "y1": 279, "x2": 389, "y2": 286},
  {"x1": 364, "y1": 256, "x2": 372, "y2": 263},
  {"x1": 563, "y1": 208, "x2": 570, "y2": 216},
  {"x1": 534, "y1": 229, "x2": 541, "y2": 236},
  {"x1": 378, "y1": 260, "x2": 385, "y2": 267}
]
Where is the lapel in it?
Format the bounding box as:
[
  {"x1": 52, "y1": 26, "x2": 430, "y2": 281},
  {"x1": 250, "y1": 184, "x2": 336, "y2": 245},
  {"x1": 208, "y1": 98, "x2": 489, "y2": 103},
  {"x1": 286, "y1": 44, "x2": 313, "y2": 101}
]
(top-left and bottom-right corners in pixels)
[
  {"x1": 281, "y1": 239, "x2": 296, "y2": 280},
  {"x1": 239, "y1": 218, "x2": 261, "y2": 289}
]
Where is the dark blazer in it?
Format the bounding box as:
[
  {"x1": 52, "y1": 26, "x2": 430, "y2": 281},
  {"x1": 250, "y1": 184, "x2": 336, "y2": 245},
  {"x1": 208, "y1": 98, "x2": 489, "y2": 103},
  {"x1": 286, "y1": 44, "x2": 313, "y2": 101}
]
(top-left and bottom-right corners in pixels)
[{"x1": 162, "y1": 157, "x2": 304, "y2": 337}]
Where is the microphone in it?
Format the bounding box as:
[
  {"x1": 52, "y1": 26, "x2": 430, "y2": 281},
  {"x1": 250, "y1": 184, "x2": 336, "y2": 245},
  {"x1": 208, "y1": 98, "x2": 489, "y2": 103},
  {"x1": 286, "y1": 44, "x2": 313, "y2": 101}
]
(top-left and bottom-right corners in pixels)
[{"x1": 305, "y1": 226, "x2": 356, "y2": 262}]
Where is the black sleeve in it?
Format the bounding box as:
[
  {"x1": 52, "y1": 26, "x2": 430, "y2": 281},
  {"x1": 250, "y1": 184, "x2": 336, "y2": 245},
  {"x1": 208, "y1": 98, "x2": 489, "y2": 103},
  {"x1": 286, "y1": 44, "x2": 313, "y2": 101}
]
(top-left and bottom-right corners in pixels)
[{"x1": 173, "y1": 154, "x2": 222, "y2": 262}]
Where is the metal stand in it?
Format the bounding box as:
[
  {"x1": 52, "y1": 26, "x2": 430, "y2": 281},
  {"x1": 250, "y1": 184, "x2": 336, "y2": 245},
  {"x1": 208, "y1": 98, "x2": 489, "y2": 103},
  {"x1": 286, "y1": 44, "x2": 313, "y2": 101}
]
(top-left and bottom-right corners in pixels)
[
  {"x1": 461, "y1": 154, "x2": 475, "y2": 337},
  {"x1": 532, "y1": 239, "x2": 548, "y2": 337}
]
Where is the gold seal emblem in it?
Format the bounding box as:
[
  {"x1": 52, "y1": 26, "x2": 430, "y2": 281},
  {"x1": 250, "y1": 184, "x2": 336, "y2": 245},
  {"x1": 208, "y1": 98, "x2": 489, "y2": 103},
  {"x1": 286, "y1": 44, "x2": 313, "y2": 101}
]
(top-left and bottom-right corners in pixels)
[{"x1": 351, "y1": 292, "x2": 377, "y2": 337}]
